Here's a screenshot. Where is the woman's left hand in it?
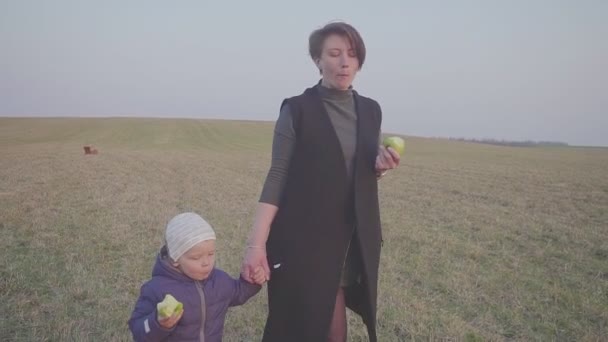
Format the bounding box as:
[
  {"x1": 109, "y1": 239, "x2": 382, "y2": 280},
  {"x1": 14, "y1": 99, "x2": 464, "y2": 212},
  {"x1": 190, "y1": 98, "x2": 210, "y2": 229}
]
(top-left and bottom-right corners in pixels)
[{"x1": 375, "y1": 145, "x2": 400, "y2": 175}]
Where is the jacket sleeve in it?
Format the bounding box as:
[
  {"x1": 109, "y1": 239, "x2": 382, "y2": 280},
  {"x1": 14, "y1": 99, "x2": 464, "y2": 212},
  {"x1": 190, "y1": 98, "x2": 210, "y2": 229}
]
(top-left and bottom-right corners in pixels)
[
  {"x1": 128, "y1": 282, "x2": 175, "y2": 341},
  {"x1": 227, "y1": 274, "x2": 262, "y2": 307}
]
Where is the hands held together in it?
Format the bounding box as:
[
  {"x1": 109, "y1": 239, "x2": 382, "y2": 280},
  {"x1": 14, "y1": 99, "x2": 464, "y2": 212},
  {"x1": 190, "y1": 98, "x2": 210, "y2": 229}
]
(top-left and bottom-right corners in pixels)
[{"x1": 241, "y1": 245, "x2": 271, "y2": 286}]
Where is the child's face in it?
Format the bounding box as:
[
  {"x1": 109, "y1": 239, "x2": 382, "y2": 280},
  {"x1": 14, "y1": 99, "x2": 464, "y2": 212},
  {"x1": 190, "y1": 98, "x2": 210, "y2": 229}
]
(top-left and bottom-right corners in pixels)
[{"x1": 173, "y1": 240, "x2": 216, "y2": 281}]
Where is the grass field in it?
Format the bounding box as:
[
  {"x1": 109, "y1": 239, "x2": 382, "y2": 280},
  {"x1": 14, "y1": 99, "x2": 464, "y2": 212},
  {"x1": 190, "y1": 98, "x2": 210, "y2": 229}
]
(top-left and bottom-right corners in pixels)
[{"x1": 1, "y1": 117, "x2": 607, "y2": 341}]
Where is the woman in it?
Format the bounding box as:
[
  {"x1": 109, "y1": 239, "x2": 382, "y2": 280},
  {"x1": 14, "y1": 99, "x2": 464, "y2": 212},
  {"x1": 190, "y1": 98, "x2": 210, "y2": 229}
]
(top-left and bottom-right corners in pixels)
[{"x1": 241, "y1": 21, "x2": 400, "y2": 342}]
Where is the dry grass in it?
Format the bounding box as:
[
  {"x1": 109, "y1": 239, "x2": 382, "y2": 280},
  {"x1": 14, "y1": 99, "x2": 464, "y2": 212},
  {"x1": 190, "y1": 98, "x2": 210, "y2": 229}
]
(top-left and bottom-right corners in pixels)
[{"x1": 1, "y1": 117, "x2": 607, "y2": 341}]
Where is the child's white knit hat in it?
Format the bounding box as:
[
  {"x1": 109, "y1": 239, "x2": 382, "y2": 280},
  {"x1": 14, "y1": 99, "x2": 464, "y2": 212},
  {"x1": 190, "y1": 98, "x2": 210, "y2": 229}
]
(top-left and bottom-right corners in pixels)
[{"x1": 165, "y1": 212, "x2": 216, "y2": 262}]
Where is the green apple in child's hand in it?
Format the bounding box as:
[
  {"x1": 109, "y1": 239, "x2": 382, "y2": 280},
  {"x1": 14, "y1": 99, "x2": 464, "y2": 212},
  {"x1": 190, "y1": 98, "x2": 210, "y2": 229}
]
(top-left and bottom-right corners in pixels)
[
  {"x1": 157, "y1": 294, "x2": 183, "y2": 319},
  {"x1": 383, "y1": 136, "x2": 405, "y2": 156}
]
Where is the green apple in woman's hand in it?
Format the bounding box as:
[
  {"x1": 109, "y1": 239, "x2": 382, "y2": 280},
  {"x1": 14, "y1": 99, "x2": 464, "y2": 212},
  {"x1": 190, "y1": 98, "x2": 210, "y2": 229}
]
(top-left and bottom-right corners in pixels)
[{"x1": 383, "y1": 136, "x2": 405, "y2": 156}]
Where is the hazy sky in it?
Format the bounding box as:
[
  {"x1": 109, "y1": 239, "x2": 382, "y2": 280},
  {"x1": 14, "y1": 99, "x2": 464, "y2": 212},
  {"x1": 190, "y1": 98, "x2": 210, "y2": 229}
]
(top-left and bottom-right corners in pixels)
[{"x1": 1, "y1": 1, "x2": 607, "y2": 146}]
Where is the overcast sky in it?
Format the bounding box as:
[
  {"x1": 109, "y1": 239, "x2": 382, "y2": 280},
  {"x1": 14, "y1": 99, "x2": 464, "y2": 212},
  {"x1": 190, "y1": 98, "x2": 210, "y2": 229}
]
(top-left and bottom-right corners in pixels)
[{"x1": 1, "y1": 0, "x2": 606, "y2": 146}]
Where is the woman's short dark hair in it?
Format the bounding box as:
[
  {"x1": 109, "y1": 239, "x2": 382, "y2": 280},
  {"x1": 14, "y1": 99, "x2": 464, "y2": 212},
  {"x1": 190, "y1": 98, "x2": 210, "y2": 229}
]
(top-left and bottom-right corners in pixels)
[{"x1": 309, "y1": 22, "x2": 366, "y2": 71}]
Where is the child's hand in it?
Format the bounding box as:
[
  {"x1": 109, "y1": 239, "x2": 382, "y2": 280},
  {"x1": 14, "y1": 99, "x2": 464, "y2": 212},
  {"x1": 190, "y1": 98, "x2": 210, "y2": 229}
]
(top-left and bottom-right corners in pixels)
[
  {"x1": 252, "y1": 266, "x2": 267, "y2": 285},
  {"x1": 158, "y1": 309, "x2": 183, "y2": 329}
]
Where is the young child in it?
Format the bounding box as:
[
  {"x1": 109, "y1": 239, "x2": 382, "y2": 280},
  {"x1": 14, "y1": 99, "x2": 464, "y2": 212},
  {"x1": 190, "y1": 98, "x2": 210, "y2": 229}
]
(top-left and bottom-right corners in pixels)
[{"x1": 128, "y1": 212, "x2": 265, "y2": 342}]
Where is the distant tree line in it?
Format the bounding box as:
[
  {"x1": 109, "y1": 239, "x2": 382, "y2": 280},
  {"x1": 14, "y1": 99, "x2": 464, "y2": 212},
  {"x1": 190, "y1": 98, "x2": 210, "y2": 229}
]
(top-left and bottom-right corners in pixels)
[{"x1": 447, "y1": 137, "x2": 569, "y2": 147}]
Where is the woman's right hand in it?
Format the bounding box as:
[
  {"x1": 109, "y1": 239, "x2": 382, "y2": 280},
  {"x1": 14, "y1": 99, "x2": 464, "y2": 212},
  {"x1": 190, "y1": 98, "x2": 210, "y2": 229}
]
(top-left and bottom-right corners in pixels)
[
  {"x1": 242, "y1": 203, "x2": 278, "y2": 284},
  {"x1": 241, "y1": 246, "x2": 271, "y2": 284}
]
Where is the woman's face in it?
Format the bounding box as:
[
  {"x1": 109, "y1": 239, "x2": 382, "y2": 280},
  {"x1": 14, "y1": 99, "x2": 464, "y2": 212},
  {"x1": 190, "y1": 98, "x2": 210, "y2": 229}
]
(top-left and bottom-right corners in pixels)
[{"x1": 316, "y1": 34, "x2": 360, "y2": 90}]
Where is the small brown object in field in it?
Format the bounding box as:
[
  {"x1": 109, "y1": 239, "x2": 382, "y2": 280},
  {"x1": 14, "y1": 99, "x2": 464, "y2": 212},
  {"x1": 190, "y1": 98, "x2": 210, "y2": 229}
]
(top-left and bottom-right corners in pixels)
[{"x1": 84, "y1": 146, "x2": 99, "y2": 155}]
